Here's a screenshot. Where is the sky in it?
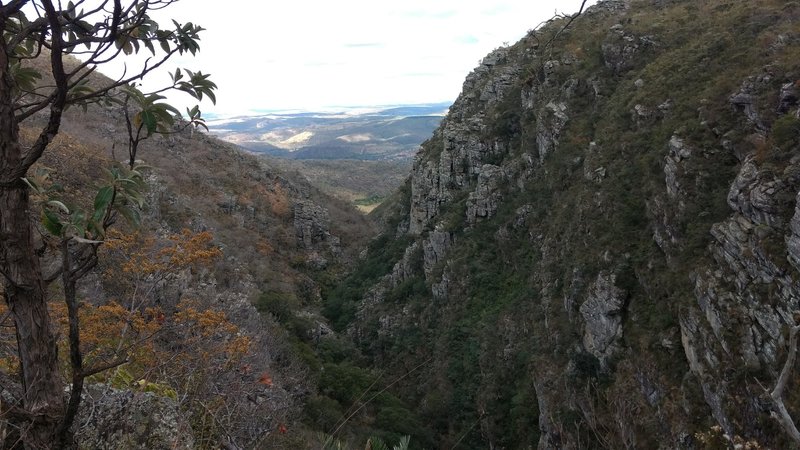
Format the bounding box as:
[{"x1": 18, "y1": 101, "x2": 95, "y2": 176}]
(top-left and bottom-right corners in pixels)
[{"x1": 99, "y1": 0, "x2": 597, "y2": 116}]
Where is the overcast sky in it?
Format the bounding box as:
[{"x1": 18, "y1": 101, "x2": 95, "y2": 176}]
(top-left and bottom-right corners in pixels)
[{"x1": 111, "y1": 0, "x2": 596, "y2": 116}]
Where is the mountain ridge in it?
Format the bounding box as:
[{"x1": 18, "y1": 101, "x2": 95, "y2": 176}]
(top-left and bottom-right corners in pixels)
[
  {"x1": 208, "y1": 103, "x2": 448, "y2": 160},
  {"x1": 321, "y1": 0, "x2": 800, "y2": 447}
]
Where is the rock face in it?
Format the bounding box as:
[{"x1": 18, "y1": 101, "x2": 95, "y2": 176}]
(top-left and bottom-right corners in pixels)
[
  {"x1": 408, "y1": 48, "x2": 518, "y2": 235},
  {"x1": 339, "y1": 0, "x2": 800, "y2": 448},
  {"x1": 465, "y1": 164, "x2": 504, "y2": 224},
  {"x1": 294, "y1": 200, "x2": 332, "y2": 248},
  {"x1": 293, "y1": 198, "x2": 342, "y2": 267},
  {"x1": 76, "y1": 384, "x2": 194, "y2": 449},
  {"x1": 664, "y1": 135, "x2": 691, "y2": 200},
  {"x1": 579, "y1": 273, "x2": 626, "y2": 366},
  {"x1": 422, "y1": 230, "x2": 453, "y2": 278},
  {"x1": 787, "y1": 190, "x2": 800, "y2": 269}
]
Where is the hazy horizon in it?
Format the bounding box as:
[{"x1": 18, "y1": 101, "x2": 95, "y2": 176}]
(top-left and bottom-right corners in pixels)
[{"x1": 86, "y1": 0, "x2": 597, "y2": 117}]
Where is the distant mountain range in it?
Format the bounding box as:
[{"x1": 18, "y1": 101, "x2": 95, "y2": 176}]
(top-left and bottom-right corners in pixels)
[{"x1": 207, "y1": 102, "x2": 450, "y2": 160}]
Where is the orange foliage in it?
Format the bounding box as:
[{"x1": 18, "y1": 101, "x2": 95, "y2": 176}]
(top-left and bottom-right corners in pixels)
[
  {"x1": 237, "y1": 192, "x2": 253, "y2": 208},
  {"x1": 50, "y1": 301, "x2": 162, "y2": 374},
  {"x1": 259, "y1": 183, "x2": 291, "y2": 218},
  {"x1": 45, "y1": 298, "x2": 251, "y2": 391},
  {"x1": 0, "y1": 227, "x2": 269, "y2": 445},
  {"x1": 172, "y1": 298, "x2": 252, "y2": 366},
  {"x1": 104, "y1": 228, "x2": 222, "y2": 278},
  {"x1": 258, "y1": 371, "x2": 273, "y2": 387},
  {"x1": 92, "y1": 229, "x2": 249, "y2": 387},
  {"x1": 0, "y1": 229, "x2": 248, "y2": 396},
  {"x1": 256, "y1": 238, "x2": 274, "y2": 255}
]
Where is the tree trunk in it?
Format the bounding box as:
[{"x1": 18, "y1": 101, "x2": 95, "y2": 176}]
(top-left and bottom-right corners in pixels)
[
  {"x1": 0, "y1": 190, "x2": 64, "y2": 448},
  {"x1": 0, "y1": 27, "x2": 64, "y2": 450}
]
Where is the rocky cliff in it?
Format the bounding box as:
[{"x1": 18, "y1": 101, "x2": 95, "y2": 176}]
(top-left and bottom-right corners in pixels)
[{"x1": 326, "y1": 0, "x2": 800, "y2": 448}]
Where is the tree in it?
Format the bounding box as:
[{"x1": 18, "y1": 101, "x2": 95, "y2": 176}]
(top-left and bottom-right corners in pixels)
[{"x1": 0, "y1": 1, "x2": 215, "y2": 447}]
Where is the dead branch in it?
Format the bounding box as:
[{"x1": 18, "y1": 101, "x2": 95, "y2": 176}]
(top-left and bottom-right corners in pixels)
[{"x1": 768, "y1": 322, "x2": 800, "y2": 443}]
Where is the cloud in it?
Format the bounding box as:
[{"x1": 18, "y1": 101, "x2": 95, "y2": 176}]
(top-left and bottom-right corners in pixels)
[
  {"x1": 303, "y1": 61, "x2": 347, "y2": 67},
  {"x1": 481, "y1": 4, "x2": 513, "y2": 16},
  {"x1": 116, "y1": 0, "x2": 599, "y2": 113},
  {"x1": 457, "y1": 35, "x2": 480, "y2": 45},
  {"x1": 401, "y1": 9, "x2": 457, "y2": 19},
  {"x1": 399, "y1": 72, "x2": 440, "y2": 78},
  {"x1": 343, "y1": 42, "x2": 385, "y2": 49}
]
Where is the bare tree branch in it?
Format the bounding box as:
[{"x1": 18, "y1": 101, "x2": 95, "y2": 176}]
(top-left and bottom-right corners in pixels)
[
  {"x1": 57, "y1": 238, "x2": 84, "y2": 443},
  {"x1": 769, "y1": 323, "x2": 800, "y2": 443},
  {"x1": 15, "y1": 0, "x2": 70, "y2": 178},
  {"x1": 0, "y1": 0, "x2": 29, "y2": 18},
  {"x1": 540, "y1": 0, "x2": 590, "y2": 57},
  {"x1": 81, "y1": 357, "x2": 129, "y2": 378}
]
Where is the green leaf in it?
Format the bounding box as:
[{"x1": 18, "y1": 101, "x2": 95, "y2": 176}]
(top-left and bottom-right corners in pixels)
[
  {"x1": 46, "y1": 200, "x2": 70, "y2": 214},
  {"x1": 120, "y1": 186, "x2": 145, "y2": 208},
  {"x1": 70, "y1": 209, "x2": 87, "y2": 238},
  {"x1": 116, "y1": 204, "x2": 141, "y2": 227},
  {"x1": 140, "y1": 109, "x2": 157, "y2": 134},
  {"x1": 42, "y1": 210, "x2": 63, "y2": 236},
  {"x1": 10, "y1": 63, "x2": 42, "y2": 93},
  {"x1": 21, "y1": 177, "x2": 39, "y2": 193},
  {"x1": 123, "y1": 84, "x2": 147, "y2": 105},
  {"x1": 92, "y1": 186, "x2": 114, "y2": 222}
]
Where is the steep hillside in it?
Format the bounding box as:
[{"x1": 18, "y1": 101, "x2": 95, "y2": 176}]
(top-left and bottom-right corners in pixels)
[
  {"x1": 3, "y1": 56, "x2": 375, "y2": 448},
  {"x1": 323, "y1": 0, "x2": 800, "y2": 448}
]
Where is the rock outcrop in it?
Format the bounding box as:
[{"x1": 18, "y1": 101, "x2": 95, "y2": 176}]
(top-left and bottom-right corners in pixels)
[
  {"x1": 579, "y1": 273, "x2": 626, "y2": 366},
  {"x1": 76, "y1": 384, "x2": 194, "y2": 450},
  {"x1": 293, "y1": 199, "x2": 343, "y2": 268}
]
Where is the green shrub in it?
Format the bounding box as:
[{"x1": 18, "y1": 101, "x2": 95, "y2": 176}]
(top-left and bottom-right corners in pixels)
[
  {"x1": 316, "y1": 337, "x2": 360, "y2": 364},
  {"x1": 292, "y1": 340, "x2": 321, "y2": 372},
  {"x1": 305, "y1": 395, "x2": 344, "y2": 431},
  {"x1": 375, "y1": 407, "x2": 432, "y2": 448},
  {"x1": 318, "y1": 362, "x2": 376, "y2": 405},
  {"x1": 772, "y1": 114, "x2": 800, "y2": 151},
  {"x1": 255, "y1": 291, "x2": 296, "y2": 323}
]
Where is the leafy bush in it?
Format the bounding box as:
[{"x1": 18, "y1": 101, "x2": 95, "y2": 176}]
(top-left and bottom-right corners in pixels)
[
  {"x1": 255, "y1": 291, "x2": 296, "y2": 323},
  {"x1": 375, "y1": 407, "x2": 430, "y2": 447},
  {"x1": 773, "y1": 114, "x2": 800, "y2": 151},
  {"x1": 305, "y1": 395, "x2": 344, "y2": 431},
  {"x1": 318, "y1": 362, "x2": 376, "y2": 405}
]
